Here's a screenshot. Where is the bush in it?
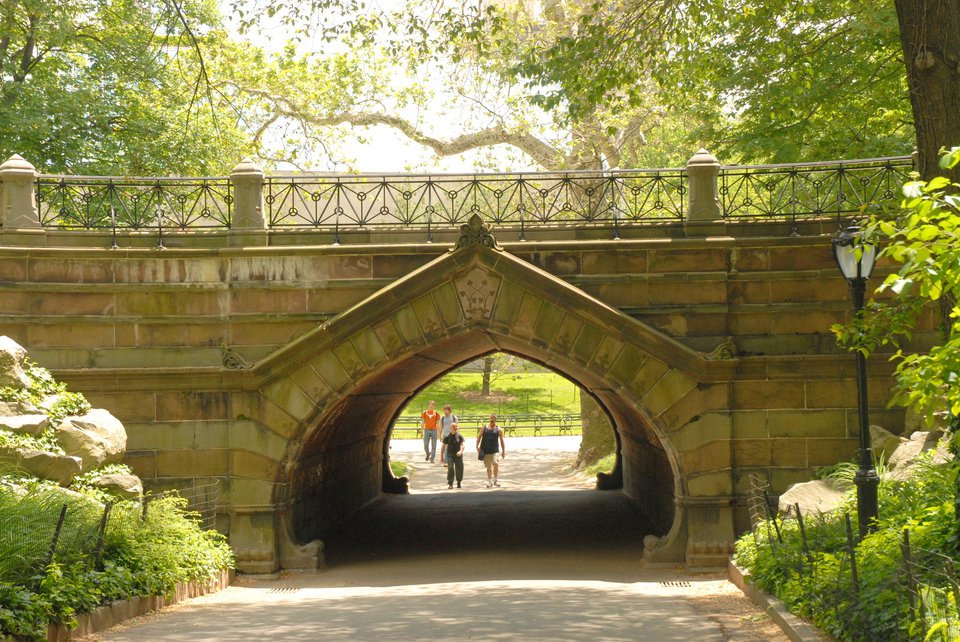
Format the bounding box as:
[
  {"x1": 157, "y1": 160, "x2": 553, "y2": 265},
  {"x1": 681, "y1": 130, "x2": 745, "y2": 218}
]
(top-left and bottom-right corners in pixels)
[{"x1": 0, "y1": 480, "x2": 234, "y2": 641}]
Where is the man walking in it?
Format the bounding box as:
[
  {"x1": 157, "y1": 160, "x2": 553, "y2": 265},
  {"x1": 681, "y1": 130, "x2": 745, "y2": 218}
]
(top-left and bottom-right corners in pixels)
[
  {"x1": 477, "y1": 413, "x2": 506, "y2": 487},
  {"x1": 421, "y1": 400, "x2": 440, "y2": 463}
]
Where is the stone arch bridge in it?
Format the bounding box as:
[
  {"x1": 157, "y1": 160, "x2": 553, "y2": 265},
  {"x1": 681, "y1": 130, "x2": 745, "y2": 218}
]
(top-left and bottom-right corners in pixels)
[{"x1": 0, "y1": 153, "x2": 929, "y2": 573}]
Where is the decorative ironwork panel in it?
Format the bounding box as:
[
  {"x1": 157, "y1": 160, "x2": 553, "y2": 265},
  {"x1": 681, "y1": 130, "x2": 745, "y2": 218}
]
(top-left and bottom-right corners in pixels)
[
  {"x1": 266, "y1": 169, "x2": 687, "y2": 229},
  {"x1": 719, "y1": 157, "x2": 913, "y2": 222},
  {"x1": 36, "y1": 176, "x2": 232, "y2": 230}
]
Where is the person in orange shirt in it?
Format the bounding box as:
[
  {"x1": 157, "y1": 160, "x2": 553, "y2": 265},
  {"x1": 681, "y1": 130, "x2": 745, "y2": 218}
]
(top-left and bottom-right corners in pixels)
[{"x1": 421, "y1": 400, "x2": 441, "y2": 463}]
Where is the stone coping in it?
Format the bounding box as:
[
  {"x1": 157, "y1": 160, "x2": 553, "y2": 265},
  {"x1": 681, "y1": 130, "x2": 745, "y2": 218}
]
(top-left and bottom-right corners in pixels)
[
  {"x1": 728, "y1": 559, "x2": 832, "y2": 642},
  {"x1": 46, "y1": 569, "x2": 233, "y2": 641}
]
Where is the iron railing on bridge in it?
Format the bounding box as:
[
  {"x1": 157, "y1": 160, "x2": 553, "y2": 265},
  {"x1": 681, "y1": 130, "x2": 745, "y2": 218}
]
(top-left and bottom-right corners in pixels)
[{"x1": 28, "y1": 155, "x2": 914, "y2": 239}]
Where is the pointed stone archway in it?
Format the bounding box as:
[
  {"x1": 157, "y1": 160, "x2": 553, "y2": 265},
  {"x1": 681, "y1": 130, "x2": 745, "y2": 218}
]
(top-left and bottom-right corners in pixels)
[{"x1": 232, "y1": 215, "x2": 738, "y2": 573}]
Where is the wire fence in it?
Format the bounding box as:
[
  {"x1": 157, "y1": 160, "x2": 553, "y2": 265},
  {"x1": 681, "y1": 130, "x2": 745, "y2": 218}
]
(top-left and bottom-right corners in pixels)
[
  {"x1": 745, "y1": 477, "x2": 960, "y2": 641},
  {"x1": 0, "y1": 479, "x2": 220, "y2": 585}
]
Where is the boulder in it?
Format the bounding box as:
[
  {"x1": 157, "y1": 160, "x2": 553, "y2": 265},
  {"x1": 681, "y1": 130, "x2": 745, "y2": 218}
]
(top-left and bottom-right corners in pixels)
[
  {"x1": 888, "y1": 430, "x2": 943, "y2": 470},
  {"x1": 92, "y1": 473, "x2": 143, "y2": 500},
  {"x1": 0, "y1": 446, "x2": 83, "y2": 486},
  {"x1": 779, "y1": 477, "x2": 853, "y2": 517},
  {"x1": 56, "y1": 409, "x2": 127, "y2": 469},
  {"x1": 870, "y1": 424, "x2": 907, "y2": 461},
  {"x1": 0, "y1": 400, "x2": 40, "y2": 417},
  {"x1": 886, "y1": 431, "x2": 953, "y2": 482},
  {"x1": 0, "y1": 414, "x2": 50, "y2": 436},
  {"x1": 0, "y1": 336, "x2": 30, "y2": 389}
]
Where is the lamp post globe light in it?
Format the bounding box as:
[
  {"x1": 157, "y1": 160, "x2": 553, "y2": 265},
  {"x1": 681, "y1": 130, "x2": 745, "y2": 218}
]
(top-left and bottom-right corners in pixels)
[{"x1": 832, "y1": 225, "x2": 880, "y2": 539}]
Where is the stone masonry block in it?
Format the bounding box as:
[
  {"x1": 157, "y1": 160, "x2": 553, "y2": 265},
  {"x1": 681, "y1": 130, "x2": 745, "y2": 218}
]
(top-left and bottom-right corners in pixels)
[
  {"x1": 28, "y1": 259, "x2": 114, "y2": 283},
  {"x1": 349, "y1": 327, "x2": 388, "y2": 369},
  {"x1": 571, "y1": 322, "x2": 605, "y2": 365},
  {"x1": 671, "y1": 413, "x2": 732, "y2": 451},
  {"x1": 806, "y1": 380, "x2": 856, "y2": 409},
  {"x1": 329, "y1": 255, "x2": 372, "y2": 279},
  {"x1": 512, "y1": 292, "x2": 544, "y2": 338},
  {"x1": 156, "y1": 391, "x2": 231, "y2": 422},
  {"x1": 332, "y1": 341, "x2": 366, "y2": 379},
  {"x1": 732, "y1": 411, "x2": 768, "y2": 439},
  {"x1": 226, "y1": 478, "x2": 278, "y2": 507},
  {"x1": 771, "y1": 440, "x2": 807, "y2": 467},
  {"x1": 229, "y1": 420, "x2": 288, "y2": 462},
  {"x1": 390, "y1": 305, "x2": 424, "y2": 346},
  {"x1": 156, "y1": 449, "x2": 229, "y2": 478},
  {"x1": 120, "y1": 290, "x2": 221, "y2": 316},
  {"x1": 608, "y1": 344, "x2": 648, "y2": 386},
  {"x1": 229, "y1": 288, "x2": 306, "y2": 316},
  {"x1": 580, "y1": 250, "x2": 648, "y2": 275},
  {"x1": 124, "y1": 451, "x2": 156, "y2": 480},
  {"x1": 732, "y1": 380, "x2": 804, "y2": 410},
  {"x1": 287, "y1": 363, "x2": 332, "y2": 401},
  {"x1": 806, "y1": 438, "x2": 857, "y2": 467},
  {"x1": 660, "y1": 383, "x2": 729, "y2": 429},
  {"x1": 410, "y1": 293, "x2": 444, "y2": 339},
  {"x1": 431, "y1": 282, "x2": 463, "y2": 329},
  {"x1": 78, "y1": 392, "x2": 156, "y2": 423},
  {"x1": 767, "y1": 409, "x2": 847, "y2": 439},
  {"x1": 124, "y1": 422, "x2": 192, "y2": 451},
  {"x1": 543, "y1": 314, "x2": 577, "y2": 355},
  {"x1": 643, "y1": 369, "x2": 697, "y2": 418},
  {"x1": 532, "y1": 299, "x2": 564, "y2": 346},
  {"x1": 727, "y1": 280, "x2": 771, "y2": 305},
  {"x1": 627, "y1": 358, "x2": 669, "y2": 399},
  {"x1": 648, "y1": 280, "x2": 726, "y2": 306},
  {"x1": 231, "y1": 449, "x2": 281, "y2": 481},
  {"x1": 649, "y1": 248, "x2": 727, "y2": 273},
  {"x1": 590, "y1": 335, "x2": 622, "y2": 374},
  {"x1": 491, "y1": 280, "x2": 524, "y2": 329},
  {"x1": 262, "y1": 378, "x2": 316, "y2": 424},
  {"x1": 306, "y1": 287, "x2": 374, "y2": 315},
  {"x1": 27, "y1": 323, "x2": 116, "y2": 349},
  {"x1": 0, "y1": 255, "x2": 28, "y2": 281},
  {"x1": 770, "y1": 309, "x2": 843, "y2": 335},
  {"x1": 680, "y1": 440, "x2": 733, "y2": 474},
  {"x1": 373, "y1": 319, "x2": 404, "y2": 359},
  {"x1": 309, "y1": 351, "x2": 351, "y2": 393},
  {"x1": 733, "y1": 439, "x2": 773, "y2": 467},
  {"x1": 685, "y1": 469, "x2": 733, "y2": 496}
]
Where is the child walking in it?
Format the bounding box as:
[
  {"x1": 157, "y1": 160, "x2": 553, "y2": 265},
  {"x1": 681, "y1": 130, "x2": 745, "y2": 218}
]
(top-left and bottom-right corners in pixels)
[{"x1": 440, "y1": 423, "x2": 466, "y2": 489}]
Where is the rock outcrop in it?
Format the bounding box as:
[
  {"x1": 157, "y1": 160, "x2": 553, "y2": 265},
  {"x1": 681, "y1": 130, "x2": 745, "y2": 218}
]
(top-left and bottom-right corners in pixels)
[{"x1": 0, "y1": 336, "x2": 141, "y2": 498}]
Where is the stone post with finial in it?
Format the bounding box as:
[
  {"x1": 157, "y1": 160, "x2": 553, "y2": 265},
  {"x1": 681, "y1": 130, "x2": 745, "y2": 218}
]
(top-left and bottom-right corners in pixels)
[
  {"x1": 229, "y1": 157, "x2": 268, "y2": 247},
  {"x1": 0, "y1": 155, "x2": 45, "y2": 246},
  {"x1": 684, "y1": 148, "x2": 725, "y2": 237}
]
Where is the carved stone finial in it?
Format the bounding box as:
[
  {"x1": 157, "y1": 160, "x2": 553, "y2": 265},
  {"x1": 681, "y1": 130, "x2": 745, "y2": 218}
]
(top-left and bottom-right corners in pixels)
[{"x1": 455, "y1": 213, "x2": 500, "y2": 250}]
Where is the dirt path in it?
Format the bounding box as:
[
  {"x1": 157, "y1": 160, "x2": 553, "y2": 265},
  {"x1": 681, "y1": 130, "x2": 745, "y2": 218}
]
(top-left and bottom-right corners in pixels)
[{"x1": 81, "y1": 437, "x2": 789, "y2": 641}]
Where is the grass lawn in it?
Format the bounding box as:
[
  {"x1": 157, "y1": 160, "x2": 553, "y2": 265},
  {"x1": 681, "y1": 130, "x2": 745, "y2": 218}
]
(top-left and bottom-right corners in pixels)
[{"x1": 393, "y1": 372, "x2": 583, "y2": 439}]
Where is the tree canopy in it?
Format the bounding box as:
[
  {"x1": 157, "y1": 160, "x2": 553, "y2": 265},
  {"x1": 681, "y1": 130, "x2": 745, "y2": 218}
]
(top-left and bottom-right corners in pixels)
[{"x1": 1, "y1": 0, "x2": 947, "y2": 174}]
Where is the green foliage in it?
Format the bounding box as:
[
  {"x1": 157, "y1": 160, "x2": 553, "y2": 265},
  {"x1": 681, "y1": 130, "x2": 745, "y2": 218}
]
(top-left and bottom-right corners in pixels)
[
  {"x1": 389, "y1": 460, "x2": 409, "y2": 478},
  {"x1": 834, "y1": 147, "x2": 960, "y2": 424},
  {"x1": 582, "y1": 452, "x2": 616, "y2": 477},
  {"x1": 0, "y1": 361, "x2": 91, "y2": 454},
  {"x1": 0, "y1": 486, "x2": 233, "y2": 641},
  {"x1": 736, "y1": 443, "x2": 960, "y2": 640}
]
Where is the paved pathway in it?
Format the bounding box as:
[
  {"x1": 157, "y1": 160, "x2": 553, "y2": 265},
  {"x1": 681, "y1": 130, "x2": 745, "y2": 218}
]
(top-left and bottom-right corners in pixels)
[{"x1": 81, "y1": 437, "x2": 788, "y2": 641}]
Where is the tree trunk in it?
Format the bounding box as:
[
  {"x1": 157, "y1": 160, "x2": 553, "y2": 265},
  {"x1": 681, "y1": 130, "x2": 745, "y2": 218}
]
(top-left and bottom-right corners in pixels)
[
  {"x1": 481, "y1": 355, "x2": 493, "y2": 397},
  {"x1": 894, "y1": 0, "x2": 960, "y2": 180}
]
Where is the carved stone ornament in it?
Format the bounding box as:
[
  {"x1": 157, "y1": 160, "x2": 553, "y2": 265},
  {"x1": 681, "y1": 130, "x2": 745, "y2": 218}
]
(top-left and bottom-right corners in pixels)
[
  {"x1": 455, "y1": 266, "x2": 502, "y2": 320},
  {"x1": 455, "y1": 213, "x2": 500, "y2": 250}
]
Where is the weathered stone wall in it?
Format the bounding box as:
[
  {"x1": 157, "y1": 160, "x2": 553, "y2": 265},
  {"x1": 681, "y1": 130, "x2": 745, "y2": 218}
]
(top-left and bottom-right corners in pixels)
[{"x1": 0, "y1": 231, "x2": 933, "y2": 572}]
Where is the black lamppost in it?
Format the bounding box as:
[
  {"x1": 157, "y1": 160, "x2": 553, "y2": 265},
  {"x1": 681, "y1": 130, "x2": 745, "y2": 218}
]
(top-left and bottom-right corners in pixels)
[{"x1": 832, "y1": 225, "x2": 880, "y2": 538}]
